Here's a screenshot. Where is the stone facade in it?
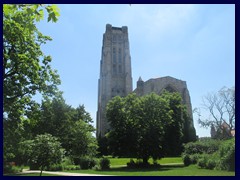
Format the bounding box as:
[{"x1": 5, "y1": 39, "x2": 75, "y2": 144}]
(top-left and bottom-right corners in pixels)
[
  {"x1": 134, "y1": 76, "x2": 193, "y2": 125},
  {"x1": 97, "y1": 24, "x2": 195, "y2": 138},
  {"x1": 96, "y1": 24, "x2": 133, "y2": 137}
]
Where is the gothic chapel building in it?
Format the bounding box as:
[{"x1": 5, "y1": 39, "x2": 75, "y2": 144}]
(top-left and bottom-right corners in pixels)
[{"x1": 97, "y1": 24, "x2": 196, "y2": 140}]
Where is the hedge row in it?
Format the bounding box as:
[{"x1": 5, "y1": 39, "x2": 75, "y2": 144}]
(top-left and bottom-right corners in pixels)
[
  {"x1": 30, "y1": 157, "x2": 111, "y2": 171},
  {"x1": 182, "y1": 138, "x2": 235, "y2": 171}
]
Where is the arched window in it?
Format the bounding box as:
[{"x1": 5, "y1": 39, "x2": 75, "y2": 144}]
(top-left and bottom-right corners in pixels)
[{"x1": 164, "y1": 85, "x2": 176, "y2": 93}]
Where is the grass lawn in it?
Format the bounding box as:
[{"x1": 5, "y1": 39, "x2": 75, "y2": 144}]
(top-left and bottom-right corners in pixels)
[
  {"x1": 6, "y1": 157, "x2": 234, "y2": 176},
  {"x1": 66, "y1": 165, "x2": 235, "y2": 176},
  {"x1": 109, "y1": 157, "x2": 183, "y2": 166},
  {"x1": 64, "y1": 157, "x2": 234, "y2": 176}
]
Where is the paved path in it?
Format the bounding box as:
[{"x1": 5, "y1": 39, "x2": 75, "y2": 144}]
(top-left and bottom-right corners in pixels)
[
  {"x1": 18, "y1": 163, "x2": 184, "y2": 176},
  {"x1": 18, "y1": 169, "x2": 112, "y2": 176}
]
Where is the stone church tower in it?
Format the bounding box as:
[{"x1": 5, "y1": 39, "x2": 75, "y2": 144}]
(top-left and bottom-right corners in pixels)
[{"x1": 97, "y1": 24, "x2": 133, "y2": 137}]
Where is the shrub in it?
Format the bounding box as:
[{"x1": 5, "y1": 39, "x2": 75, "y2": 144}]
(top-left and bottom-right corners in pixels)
[
  {"x1": 126, "y1": 159, "x2": 152, "y2": 168},
  {"x1": 197, "y1": 155, "x2": 208, "y2": 168},
  {"x1": 183, "y1": 138, "x2": 235, "y2": 171},
  {"x1": 79, "y1": 157, "x2": 97, "y2": 170},
  {"x1": 182, "y1": 154, "x2": 191, "y2": 166},
  {"x1": 3, "y1": 165, "x2": 23, "y2": 174},
  {"x1": 63, "y1": 165, "x2": 79, "y2": 170},
  {"x1": 217, "y1": 138, "x2": 235, "y2": 171},
  {"x1": 61, "y1": 157, "x2": 73, "y2": 166},
  {"x1": 92, "y1": 164, "x2": 100, "y2": 170},
  {"x1": 127, "y1": 159, "x2": 136, "y2": 168},
  {"x1": 29, "y1": 162, "x2": 40, "y2": 170},
  {"x1": 99, "y1": 157, "x2": 110, "y2": 170},
  {"x1": 47, "y1": 164, "x2": 64, "y2": 171},
  {"x1": 206, "y1": 159, "x2": 217, "y2": 170},
  {"x1": 89, "y1": 158, "x2": 98, "y2": 168},
  {"x1": 190, "y1": 154, "x2": 200, "y2": 164},
  {"x1": 183, "y1": 139, "x2": 220, "y2": 155}
]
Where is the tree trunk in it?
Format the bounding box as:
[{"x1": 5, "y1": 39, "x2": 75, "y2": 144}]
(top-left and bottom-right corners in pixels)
[
  {"x1": 40, "y1": 166, "x2": 43, "y2": 176},
  {"x1": 143, "y1": 157, "x2": 148, "y2": 166}
]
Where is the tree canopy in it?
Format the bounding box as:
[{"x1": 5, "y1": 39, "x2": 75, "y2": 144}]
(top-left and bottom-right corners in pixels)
[
  {"x1": 3, "y1": 5, "x2": 98, "y2": 170},
  {"x1": 105, "y1": 92, "x2": 195, "y2": 164},
  {"x1": 3, "y1": 4, "x2": 61, "y2": 121},
  {"x1": 19, "y1": 133, "x2": 64, "y2": 176},
  {"x1": 3, "y1": 4, "x2": 61, "y2": 165}
]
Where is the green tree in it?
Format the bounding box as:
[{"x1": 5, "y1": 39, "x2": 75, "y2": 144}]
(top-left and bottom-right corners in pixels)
[
  {"x1": 68, "y1": 121, "x2": 98, "y2": 164},
  {"x1": 161, "y1": 91, "x2": 185, "y2": 156},
  {"x1": 3, "y1": 4, "x2": 61, "y2": 118},
  {"x1": 106, "y1": 93, "x2": 183, "y2": 165},
  {"x1": 106, "y1": 94, "x2": 139, "y2": 157},
  {"x1": 136, "y1": 93, "x2": 172, "y2": 164},
  {"x1": 30, "y1": 95, "x2": 97, "y2": 159},
  {"x1": 21, "y1": 134, "x2": 64, "y2": 176},
  {"x1": 3, "y1": 4, "x2": 60, "y2": 164}
]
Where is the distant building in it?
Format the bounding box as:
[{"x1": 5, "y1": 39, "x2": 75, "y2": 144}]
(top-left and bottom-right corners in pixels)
[
  {"x1": 97, "y1": 24, "x2": 196, "y2": 141},
  {"x1": 211, "y1": 122, "x2": 235, "y2": 139}
]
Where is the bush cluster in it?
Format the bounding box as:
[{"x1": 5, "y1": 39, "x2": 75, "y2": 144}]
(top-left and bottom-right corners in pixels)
[
  {"x1": 46, "y1": 164, "x2": 80, "y2": 171},
  {"x1": 182, "y1": 138, "x2": 235, "y2": 171},
  {"x1": 217, "y1": 139, "x2": 235, "y2": 171},
  {"x1": 126, "y1": 159, "x2": 151, "y2": 168},
  {"x1": 184, "y1": 139, "x2": 220, "y2": 154},
  {"x1": 79, "y1": 157, "x2": 98, "y2": 170},
  {"x1": 3, "y1": 164, "x2": 23, "y2": 174},
  {"x1": 99, "y1": 157, "x2": 110, "y2": 170}
]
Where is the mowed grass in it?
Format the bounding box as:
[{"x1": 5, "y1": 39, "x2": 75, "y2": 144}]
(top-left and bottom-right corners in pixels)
[
  {"x1": 65, "y1": 157, "x2": 234, "y2": 176},
  {"x1": 6, "y1": 157, "x2": 234, "y2": 176},
  {"x1": 109, "y1": 157, "x2": 183, "y2": 166},
  {"x1": 66, "y1": 165, "x2": 234, "y2": 176}
]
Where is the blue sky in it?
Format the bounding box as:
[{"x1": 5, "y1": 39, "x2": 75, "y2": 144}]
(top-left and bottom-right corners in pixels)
[{"x1": 37, "y1": 4, "x2": 235, "y2": 137}]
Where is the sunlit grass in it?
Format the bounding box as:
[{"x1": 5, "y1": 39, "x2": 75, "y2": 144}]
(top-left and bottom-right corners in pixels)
[
  {"x1": 109, "y1": 157, "x2": 183, "y2": 166},
  {"x1": 5, "y1": 157, "x2": 234, "y2": 176},
  {"x1": 66, "y1": 164, "x2": 235, "y2": 176}
]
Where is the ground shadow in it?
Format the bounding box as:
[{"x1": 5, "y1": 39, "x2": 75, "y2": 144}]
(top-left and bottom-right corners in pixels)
[{"x1": 99, "y1": 164, "x2": 185, "y2": 173}]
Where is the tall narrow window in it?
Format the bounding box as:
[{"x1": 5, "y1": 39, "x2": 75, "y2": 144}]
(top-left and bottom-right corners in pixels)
[
  {"x1": 113, "y1": 64, "x2": 117, "y2": 74},
  {"x1": 113, "y1": 35, "x2": 117, "y2": 42},
  {"x1": 118, "y1": 48, "x2": 122, "y2": 63},
  {"x1": 118, "y1": 65, "x2": 122, "y2": 73},
  {"x1": 118, "y1": 35, "x2": 122, "y2": 41},
  {"x1": 113, "y1": 47, "x2": 116, "y2": 63}
]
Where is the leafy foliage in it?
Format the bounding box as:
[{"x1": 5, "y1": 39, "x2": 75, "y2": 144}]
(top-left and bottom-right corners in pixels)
[
  {"x1": 182, "y1": 138, "x2": 235, "y2": 171},
  {"x1": 79, "y1": 157, "x2": 98, "y2": 170},
  {"x1": 3, "y1": 4, "x2": 61, "y2": 117},
  {"x1": 3, "y1": 4, "x2": 61, "y2": 166},
  {"x1": 99, "y1": 158, "x2": 110, "y2": 170},
  {"x1": 21, "y1": 134, "x2": 64, "y2": 176},
  {"x1": 217, "y1": 138, "x2": 235, "y2": 171},
  {"x1": 68, "y1": 121, "x2": 98, "y2": 161},
  {"x1": 183, "y1": 139, "x2": 221, "y2": 155},
  {"x1": 182, "y1": 154, "x2": 191, "y2": 166},
  {"x1": 105, "y1": 92, "x2": 191, "y2": 164},
  {"x1": 16, "y1": 94, "x2": 98, "y2": 166}
]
